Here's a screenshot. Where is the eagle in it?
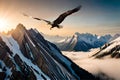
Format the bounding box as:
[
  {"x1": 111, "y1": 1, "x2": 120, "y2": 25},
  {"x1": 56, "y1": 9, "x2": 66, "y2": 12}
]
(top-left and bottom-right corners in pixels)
[{"x1": 23, "y1": 5, "x2": 81, "y2": 30}]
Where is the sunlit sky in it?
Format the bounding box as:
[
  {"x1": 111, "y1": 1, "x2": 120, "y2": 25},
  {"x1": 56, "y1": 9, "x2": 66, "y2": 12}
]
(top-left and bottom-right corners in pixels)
[{"x1": 0, "y1": 0, "x2": 120, "y2": 36}]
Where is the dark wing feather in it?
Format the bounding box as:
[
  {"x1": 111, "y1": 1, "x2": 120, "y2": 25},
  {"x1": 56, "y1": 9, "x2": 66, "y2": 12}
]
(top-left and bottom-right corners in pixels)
[
  {"x1": 22, "y1": 13, "x2": 52, "y2": 24},
  {"x1": 53, "y1": 5, "x2": 81, "y2": 24},
  {"x1": 33, "y1": 18, "x2": 52, "y2": 25},
  {"x1": 32, "y1": 17, "x2": 51, "y2": 24},
  {"x1": 33, "y1": 17, "x2": 42, "y2": 20},
  {"x1": 42, "y1": 20, "x2": 52, "y2": 25}
]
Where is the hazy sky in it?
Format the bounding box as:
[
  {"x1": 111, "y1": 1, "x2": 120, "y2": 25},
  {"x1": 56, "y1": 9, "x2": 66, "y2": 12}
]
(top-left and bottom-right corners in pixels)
[{"x1": 0, "y1": 0, "x2": 120, "y2": 36}]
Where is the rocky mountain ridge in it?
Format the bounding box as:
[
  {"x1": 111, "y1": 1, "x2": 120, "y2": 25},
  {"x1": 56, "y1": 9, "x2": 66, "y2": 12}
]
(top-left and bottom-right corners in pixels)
[{"x1": 0, "y1": 24, "x2": 97, "y2": 80}]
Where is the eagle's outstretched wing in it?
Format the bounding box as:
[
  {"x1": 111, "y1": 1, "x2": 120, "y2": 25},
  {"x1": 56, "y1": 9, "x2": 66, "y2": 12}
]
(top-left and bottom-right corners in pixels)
[
  {"x1": 53, "y1": 5, "x2": 81, "y2": 25},
  {"x1": 33, "y1": 17, "x2": 51, "y2": 25},
  {"x1": 42, "y1": 19, "x2": 52, "y2": 25},
  {"x1": 22, "y1": 13, "x2": 52, "y2": 25}
]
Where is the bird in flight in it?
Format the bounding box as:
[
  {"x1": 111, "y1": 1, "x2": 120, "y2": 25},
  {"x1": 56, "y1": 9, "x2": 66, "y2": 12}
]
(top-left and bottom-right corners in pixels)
[{"x1": 22, "y1": 5, "x2": 81, "y2": 30}]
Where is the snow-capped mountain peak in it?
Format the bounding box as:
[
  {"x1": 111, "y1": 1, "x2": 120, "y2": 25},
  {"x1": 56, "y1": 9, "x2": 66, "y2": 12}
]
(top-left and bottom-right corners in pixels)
[{"x1": 0, "y1": 23, "x2": 96, "y2": 80}]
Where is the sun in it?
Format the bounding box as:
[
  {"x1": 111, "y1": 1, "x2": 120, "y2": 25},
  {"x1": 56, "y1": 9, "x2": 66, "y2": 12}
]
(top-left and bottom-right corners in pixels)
[{"x1": 0, "y1": 18, "x2": 9, "y2": 32}]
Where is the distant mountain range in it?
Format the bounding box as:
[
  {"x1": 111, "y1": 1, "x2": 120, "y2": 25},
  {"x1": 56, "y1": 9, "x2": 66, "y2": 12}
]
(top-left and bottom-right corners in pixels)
[
  {"x1": 55, "y1": 32, "x2": 112, "y2": 51},
  {"x1": 0, "y1": 24, "x2": 97, "y2": 80}
]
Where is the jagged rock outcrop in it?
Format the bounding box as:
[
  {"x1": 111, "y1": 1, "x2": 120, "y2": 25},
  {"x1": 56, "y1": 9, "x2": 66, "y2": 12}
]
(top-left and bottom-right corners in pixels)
[
  {"x1": 92, "y1": 35, "x2": 120, "y2": 58},
  {"x1": 0, "y1": 23, "x2": 97, "y2": 80}
]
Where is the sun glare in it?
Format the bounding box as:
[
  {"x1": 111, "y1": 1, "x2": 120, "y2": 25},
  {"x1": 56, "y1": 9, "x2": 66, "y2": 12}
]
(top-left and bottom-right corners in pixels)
[{"x1": 0, "y1": 18, "x2": 9, "y2": 32}]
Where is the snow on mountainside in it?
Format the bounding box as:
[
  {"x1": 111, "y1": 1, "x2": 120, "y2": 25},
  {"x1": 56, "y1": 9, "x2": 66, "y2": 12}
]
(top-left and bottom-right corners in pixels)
[
  {"x1": 0, "y1": 23, "x2": 97, "y2": 80},
  {"x1": 63, "y1": 36, "x2": 120, "y2": 80},
  {"x1": 55, "y1": 32, "x2": 112, "y2": 51},
  {"x1": 92, "y1": 36, "x2": 120, "y2": 58}
]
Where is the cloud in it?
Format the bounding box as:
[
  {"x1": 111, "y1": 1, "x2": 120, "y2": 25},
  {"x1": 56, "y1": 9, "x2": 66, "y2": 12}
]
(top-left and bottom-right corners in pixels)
[{"x1": 63, "y1": 51, "x2": 120, "y2": 80}]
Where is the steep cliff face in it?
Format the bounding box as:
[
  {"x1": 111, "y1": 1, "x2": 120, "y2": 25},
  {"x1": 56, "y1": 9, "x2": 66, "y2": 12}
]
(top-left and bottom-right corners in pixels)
[{"x1": 0, "y1": 24, "x2": 96, "y2": 80}]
